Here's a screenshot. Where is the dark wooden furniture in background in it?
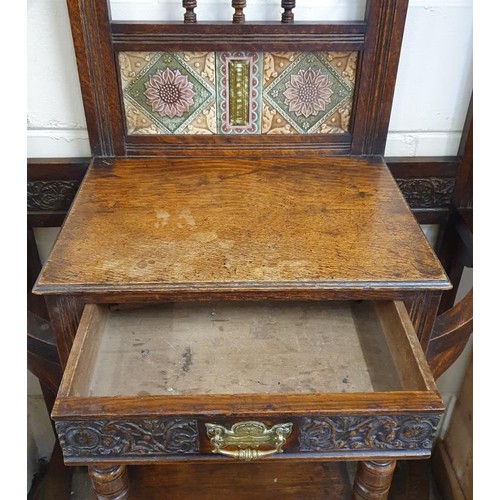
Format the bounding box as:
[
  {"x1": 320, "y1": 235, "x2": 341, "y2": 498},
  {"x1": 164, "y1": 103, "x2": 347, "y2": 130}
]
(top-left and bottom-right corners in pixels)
[
  {"x1": 28, "y1": 226, "x2": 73, "y2": 500},
  {"x1": 27, "y1": 1, "x2": 472, "y2": 498},
  {"x1": 432, "y1": 357, "x2": 472, "y2": 500},
  {"x1": 427, "y1": 97, "x2": 473, "y2": 382},
  {"x1": 437, "y1": 97, "x2": 473, "y2": 313}
]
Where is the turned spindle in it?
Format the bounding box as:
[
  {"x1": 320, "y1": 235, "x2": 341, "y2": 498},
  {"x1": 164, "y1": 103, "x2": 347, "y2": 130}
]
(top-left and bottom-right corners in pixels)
[
  {"x1": 88, "y1": 465, "x2": 130, "y2": 500},
  {"x1": 352, "y1": 460, "x2": 397, "y2": 500},
  {"x1": 232, "y1": 0, "x2": 246, "y2": 24},
  {"x1": 281, "y1": 0, "x2": 296, "y2": 23},
  {"x1": 183, "y1": 0, "x2": 197, "y2": 23}
]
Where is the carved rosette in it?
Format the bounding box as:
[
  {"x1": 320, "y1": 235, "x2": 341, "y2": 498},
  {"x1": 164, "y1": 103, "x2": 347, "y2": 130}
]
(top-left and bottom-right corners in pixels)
[
  {"x1": 396, "y1": 178, "x2": 455, "y2": 208},
  {"x1": 298, "y1": 415, "x2": 440, "y2": 452},
  {"x1": 56, "y1": 418, "x2": 199, "y2": 459},
  {"x1": 27, "y1": 181, "x2": 80, "y2": 211}
]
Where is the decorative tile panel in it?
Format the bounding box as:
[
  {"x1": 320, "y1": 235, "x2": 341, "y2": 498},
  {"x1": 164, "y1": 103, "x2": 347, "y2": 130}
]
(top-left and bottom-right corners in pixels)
[{"x1": 118, "y1": 51, "x2": 357, "y2": 136}]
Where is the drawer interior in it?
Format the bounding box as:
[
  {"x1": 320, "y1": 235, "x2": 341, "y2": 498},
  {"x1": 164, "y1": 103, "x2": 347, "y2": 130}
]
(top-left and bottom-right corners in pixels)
[{"x1": 63, "y1": 300, "x2": 434, "y2": 399}]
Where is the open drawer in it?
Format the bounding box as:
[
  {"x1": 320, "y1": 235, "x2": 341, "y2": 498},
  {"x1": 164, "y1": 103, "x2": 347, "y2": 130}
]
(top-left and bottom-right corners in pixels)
[{"x1": 52, "y1": 300, "x2": 444, "y2": 465}]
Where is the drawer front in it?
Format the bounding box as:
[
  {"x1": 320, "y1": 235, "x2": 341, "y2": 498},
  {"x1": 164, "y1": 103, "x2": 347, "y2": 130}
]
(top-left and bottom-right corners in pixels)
[{"x1": 55, "y1": 413, "x2": 441, "y2": 463}]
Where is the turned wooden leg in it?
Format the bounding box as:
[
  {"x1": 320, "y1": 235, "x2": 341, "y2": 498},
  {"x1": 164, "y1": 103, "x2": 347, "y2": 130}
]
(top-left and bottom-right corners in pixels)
[
  {"x1": 352, "y1": 460, "x2": 396, "y2": 500},
  {"x1": 88, "y1": 465, "x2": 130, "y2": 500}
]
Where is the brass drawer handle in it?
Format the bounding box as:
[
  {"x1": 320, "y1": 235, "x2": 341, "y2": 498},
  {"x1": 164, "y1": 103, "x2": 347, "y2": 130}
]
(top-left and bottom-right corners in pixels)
[{"x1": 205, "y1": 421, "x2": 293, "y2": 461}]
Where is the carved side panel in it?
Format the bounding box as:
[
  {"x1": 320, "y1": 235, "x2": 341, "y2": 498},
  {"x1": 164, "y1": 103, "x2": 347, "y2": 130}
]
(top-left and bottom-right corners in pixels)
[
  {"x1": 395, "y1": 178, "x2": 455, "y2": 209},
  {"x1": 298, "y1": 415, "x2": 440, "y2": 452},
  {"x1": 27, "y1": 181, "x2": 80, "y2": 211},
  {"x1": 56, "y1": 418, "x2": 199, "y2": 460}
]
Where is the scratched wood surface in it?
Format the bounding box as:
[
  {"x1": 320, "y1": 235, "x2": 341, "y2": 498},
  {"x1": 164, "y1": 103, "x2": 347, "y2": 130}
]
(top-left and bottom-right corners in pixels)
[
  {"x1": 70, "y1": 301, "x2": 401, "y2": 398},
  {"x1": 34, "y1": 156, "x2": 449, "y2": 298}
]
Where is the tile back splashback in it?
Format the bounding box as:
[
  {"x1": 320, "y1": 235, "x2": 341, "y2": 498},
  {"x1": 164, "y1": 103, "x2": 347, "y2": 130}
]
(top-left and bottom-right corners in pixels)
[{"x1": 119, "y1": 51, "x2": 357, "y2": 135}]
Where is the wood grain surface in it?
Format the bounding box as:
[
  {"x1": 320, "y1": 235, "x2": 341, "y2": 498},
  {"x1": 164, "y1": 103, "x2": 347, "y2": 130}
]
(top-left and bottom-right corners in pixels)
[
  {"x1": 353, "y1": 460, "x2": 396, "y2": 499},
  {"x1": 34, "y1": 156, "x2": 449, "y2": 298},
  {"x1": 66, "y1": 301, "x2": 401, "y2": 398},
  {"x1": 128, "y1": 461, "x2": 352, "y2": 499}
]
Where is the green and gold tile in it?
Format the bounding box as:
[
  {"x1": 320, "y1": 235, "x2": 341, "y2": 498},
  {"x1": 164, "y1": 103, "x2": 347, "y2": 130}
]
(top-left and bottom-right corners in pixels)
[
  {"x1": 262, "y1": 52, "x2": 357, "y2": 134},
  {"x1": 119, "y1": 52, "x2": 216, "y2": 135}
]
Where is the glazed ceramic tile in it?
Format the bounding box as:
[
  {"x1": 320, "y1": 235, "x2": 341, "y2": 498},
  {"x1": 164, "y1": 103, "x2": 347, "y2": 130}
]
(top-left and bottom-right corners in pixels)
[
  {"x1": 118, "y1": 51, "x2": 356, "y2": 136},
  {"x1": 262, "y1": 52, "x2": 357, "y2": 134},
  {"x1": 119, "y1": 52, "x2": 216, "y2": 135}
]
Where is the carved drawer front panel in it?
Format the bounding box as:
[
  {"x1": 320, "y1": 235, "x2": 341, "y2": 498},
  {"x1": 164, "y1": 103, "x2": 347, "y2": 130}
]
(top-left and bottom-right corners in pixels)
[
  {"x1": 56, "y1": 414, "x2": 440, "y2": 461},
  {"x1": 298, "y1": 415, "x2": 441, "y2": 453},
  {"x1": 56, "y1": 418, "x2": 199, "y2": 461},
  {"x1": 55, "y1": 413, "x2": 442, "y2": 463},
  {"x1": 52, "y1": 300, "x2": 444, "y2": 464},
  {"x1": 197, "y1": 413, "x2": 441, "y2": 460}
]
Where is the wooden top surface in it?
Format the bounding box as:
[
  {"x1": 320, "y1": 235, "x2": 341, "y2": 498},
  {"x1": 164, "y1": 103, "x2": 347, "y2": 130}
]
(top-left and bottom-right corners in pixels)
[{"x1": 35, "y1": 156, "x2": 450, "y2": 297}]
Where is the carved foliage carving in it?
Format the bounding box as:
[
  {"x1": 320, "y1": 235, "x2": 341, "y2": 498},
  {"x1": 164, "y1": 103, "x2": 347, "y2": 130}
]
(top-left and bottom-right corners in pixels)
[
  {"x1": 396, "y1": 178, "x2": 455, "y2": 208},
  {"x1": 299, "y1": 415, "x2": 440, "y2": 452},
  {"x1": 56, "y1": 418, "x2": 199, "y2": 459},
  {"x1": 27, "y1": 181, "x2": 80, "y2": 211}
]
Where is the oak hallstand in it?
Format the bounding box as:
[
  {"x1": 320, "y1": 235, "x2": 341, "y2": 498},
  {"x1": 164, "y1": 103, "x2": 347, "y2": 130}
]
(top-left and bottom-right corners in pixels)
[{"x1": 33, "y1": 1, "x2": 451, "y2": 498}]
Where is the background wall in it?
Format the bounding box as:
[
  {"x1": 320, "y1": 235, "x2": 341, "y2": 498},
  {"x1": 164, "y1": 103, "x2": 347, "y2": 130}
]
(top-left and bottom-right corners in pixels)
[{"x1": 26, "y1": 0, "x2": 473, "y2": 491}]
